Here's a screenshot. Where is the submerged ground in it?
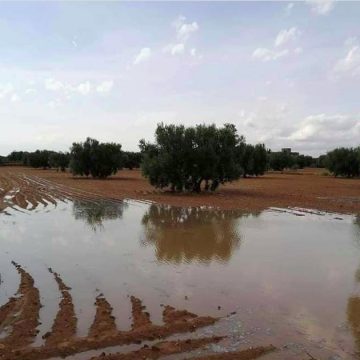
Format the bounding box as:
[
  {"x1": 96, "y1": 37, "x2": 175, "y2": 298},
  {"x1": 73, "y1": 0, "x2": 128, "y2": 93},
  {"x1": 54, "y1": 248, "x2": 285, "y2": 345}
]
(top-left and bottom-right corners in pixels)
[
  {"x1": 1, "y1": 166, "x2": 359, "y2": 214},
  {"x1": 0, "y1": 167, "x2": 360, "y2": 359}
]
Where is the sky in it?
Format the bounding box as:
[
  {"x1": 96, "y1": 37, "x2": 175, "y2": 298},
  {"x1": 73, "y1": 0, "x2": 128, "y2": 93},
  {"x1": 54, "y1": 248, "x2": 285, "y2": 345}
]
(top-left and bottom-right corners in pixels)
[{"x1": 0, "y1": 0, "x2": 359, "y2": 156}]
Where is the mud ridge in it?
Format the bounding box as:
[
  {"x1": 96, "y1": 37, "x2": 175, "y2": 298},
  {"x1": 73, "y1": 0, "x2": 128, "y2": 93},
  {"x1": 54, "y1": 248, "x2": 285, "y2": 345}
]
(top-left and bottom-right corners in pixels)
[
  {"x1": 0, "y1": 261, "x2": 41, "y2": 353},
  {"x1": 43, "y1": 268, "x2": 77, "y2": 346},
  {"x1": 88, "y1": 295, "x2": 118, "y2": 338},
  {"x1": 0, "y1": 263, "x2": 276, "y2": 360},
  {"x1": 89, "y1": 336, "x2": 225, "y2": 360}
]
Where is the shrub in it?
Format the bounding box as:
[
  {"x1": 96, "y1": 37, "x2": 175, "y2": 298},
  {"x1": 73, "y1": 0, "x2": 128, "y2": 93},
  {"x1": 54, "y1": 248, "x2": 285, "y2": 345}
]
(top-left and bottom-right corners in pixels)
[
  {"x1": 325, "y1": 147, "x2": 360, "y2": 177},
  {"x1": 27, "y1": 150, "x2": 54, "y2": 169},
  {"x1": 49, "y1": 152, "x2": 70, "y2": 172},
  {"x1": 140, "y1": 123, "x2": 243, "y2": 192},
  {"x1": 123, "y1": 152, "x2": 142, "y2": 170},
  {"x1": 69, "y1": 137, "x2": 122, "y2": 179}
]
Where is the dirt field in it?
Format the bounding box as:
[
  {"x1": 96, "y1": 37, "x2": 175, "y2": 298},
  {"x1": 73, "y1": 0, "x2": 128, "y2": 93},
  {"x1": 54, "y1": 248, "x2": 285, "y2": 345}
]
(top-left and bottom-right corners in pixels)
[
  {"x1": 1, "y1": 167, "x2": 359, "y2": 359},
  {"x1": 1, "y1": 166, "x2": 359, "y2": 214}
]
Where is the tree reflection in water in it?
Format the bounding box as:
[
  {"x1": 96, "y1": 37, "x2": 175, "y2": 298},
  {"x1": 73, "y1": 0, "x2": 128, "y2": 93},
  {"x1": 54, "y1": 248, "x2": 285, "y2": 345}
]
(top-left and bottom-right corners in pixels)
[
  {"x1": 72, "y1": 199, "x2": 126, "y2": 231},
  {"x1": 141, "y1": 204, "x2": 259, "y2": 264},
  {"x1": 347, "y1": 215, "x2": 360, "y2": 353}
]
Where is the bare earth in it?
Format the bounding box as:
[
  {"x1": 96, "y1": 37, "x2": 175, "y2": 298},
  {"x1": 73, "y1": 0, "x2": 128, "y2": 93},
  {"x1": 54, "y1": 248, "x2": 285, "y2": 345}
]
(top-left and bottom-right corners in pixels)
[
  {"x1": 0, "y1": 166, "x2": 359, "y2": 359},
  {"x1": 1, "y1": 166, "x2": 359, "y2": 214}
]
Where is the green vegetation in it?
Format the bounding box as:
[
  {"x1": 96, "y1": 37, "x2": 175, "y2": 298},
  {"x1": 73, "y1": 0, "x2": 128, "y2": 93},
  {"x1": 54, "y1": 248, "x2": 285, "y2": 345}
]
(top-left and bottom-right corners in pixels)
[
  {"x1": 2, "y1": 126, "x2": 360, "y2": 182},
  {"x1": 240, "y1": 143, "x2": 267, "y2": 177},
  {"x1": 268, "y1": 150, "x2": 316, "y2": 171},
  {"x1": 70, "y1": 137, "x2": 122, "y2": 179},
  {"x1": 123, "y1": 151, "x2": 142, "y2": 170},
  {"x1": 140, "y1": 123, "x2": 267, "y2": 192},
  {"x1": 325, "y1": 147, "x2": 360, "y2": 178},
  {"x1": 27, "y1": 150, "x2": 54, "y2": 169},
  {"x1": 49, "y1": 152, "x2": 70, "y2": 172}
]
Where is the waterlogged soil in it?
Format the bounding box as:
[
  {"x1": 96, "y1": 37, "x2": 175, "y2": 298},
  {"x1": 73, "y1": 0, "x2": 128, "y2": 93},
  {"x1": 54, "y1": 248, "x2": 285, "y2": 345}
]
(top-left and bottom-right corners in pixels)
[
  {"x1": 1, "y1": 166, "x2": 360, "y2": 214},
  {"x1": 0, "y1": 172, "x2": 360, "y2": 359}
]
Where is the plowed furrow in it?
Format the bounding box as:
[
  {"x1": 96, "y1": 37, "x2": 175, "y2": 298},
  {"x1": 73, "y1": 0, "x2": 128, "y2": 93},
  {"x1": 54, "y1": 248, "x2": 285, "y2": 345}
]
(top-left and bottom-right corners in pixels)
[
  {"x1": 89, "y1": 295, "x2": 117, "y2": 338},
  {"x1": 0, "y1": 262, "x2": 41, "y2": 351},
  {"x1": 44, "y1": 269, "x2": 77, "y2": 346}
]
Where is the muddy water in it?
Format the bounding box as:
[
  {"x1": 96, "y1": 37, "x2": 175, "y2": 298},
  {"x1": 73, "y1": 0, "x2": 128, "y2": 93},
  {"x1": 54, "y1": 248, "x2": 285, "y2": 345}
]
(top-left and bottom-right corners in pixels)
[{"x1": 0, "y1": 200, "x2": 360, "y2": 357}]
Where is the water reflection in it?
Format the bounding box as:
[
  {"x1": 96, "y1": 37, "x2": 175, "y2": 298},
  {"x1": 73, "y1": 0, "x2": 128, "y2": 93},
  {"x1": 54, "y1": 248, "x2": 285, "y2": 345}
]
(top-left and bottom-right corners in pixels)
[
  {"x1": 72, "y1": 199, "x2": 126, "y2": 231},
  {"x1": 347, "y1": 217, "x2": 360, "y2": 354},
  {"x1": 141, "y1": 205, "x2": 257, "y2": 264}
]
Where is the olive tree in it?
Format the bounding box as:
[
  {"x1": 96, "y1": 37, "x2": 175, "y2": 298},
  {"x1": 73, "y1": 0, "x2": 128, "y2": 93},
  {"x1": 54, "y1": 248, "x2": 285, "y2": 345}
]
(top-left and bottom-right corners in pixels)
[
  {"x1": 140, "y1": 123, "x2": 243, "y2": 192},
  {"x1": 49, "y1": 152, "x2": 70, "y2": 172},
  {"x1": 326, "y1": 147, "x2": 360, "y2": 177},
  {"x1": 70, "y1": 137, "x2": 122, "y2": 179}
]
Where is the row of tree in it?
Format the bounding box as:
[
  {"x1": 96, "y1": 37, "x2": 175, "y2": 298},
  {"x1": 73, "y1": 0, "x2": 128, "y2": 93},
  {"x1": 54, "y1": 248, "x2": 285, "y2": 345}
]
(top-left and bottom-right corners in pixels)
[
  {"x1": 3, "y1": 148, "x2": 143, "y2": 174},
  {"x1": 1, "y1": 124, "x2": 359, "y2": 190}
]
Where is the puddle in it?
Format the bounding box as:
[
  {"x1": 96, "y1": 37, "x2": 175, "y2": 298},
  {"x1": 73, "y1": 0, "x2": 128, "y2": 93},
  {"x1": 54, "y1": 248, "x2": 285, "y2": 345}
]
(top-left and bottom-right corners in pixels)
[{"x1": 0, "y1": 199, "x2": 360, "y2": 358}]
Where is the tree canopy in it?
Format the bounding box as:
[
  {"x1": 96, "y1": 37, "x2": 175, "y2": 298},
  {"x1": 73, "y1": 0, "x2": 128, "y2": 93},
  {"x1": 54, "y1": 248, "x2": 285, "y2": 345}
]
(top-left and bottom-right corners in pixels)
[
  {"x1": 325, "y1": 147, "x2": 360, "y2": 177},
  {"x1": 69, "y1": 137, "x2": 122, "y2": 178},
  {"x1": 49, "y1": 152, "x2": 70, "y2": 172},
  {"x1": 140, "y1": 123, "x2": 248, "y2": 192}
]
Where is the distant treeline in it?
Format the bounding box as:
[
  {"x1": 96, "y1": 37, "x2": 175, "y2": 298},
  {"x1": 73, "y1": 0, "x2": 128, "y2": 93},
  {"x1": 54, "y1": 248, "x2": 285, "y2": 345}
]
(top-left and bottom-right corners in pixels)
[
  {"x1": 1, "y1": 123, "x2": 359, "y2": 192},
  {"x1": 2, "y1": 149, "x2": 142, "y2": 173}
]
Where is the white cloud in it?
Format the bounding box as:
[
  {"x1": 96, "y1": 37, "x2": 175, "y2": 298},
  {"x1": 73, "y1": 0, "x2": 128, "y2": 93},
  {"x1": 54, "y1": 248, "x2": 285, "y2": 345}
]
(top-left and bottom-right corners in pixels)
[
  {"x1": 294, "y1": 47, "x2": 303, "y2": 54},
  {"x1": 334, "y1": 45, "x2": 360, "y2": 77},
  {"x1": 164, "y1": 43, "x2": 185, "y2": 56},
  {"x1": 173, "y1": 15, "x2": 199, "y2": 42},
  {"x1": 289, "y1": 114, "x2": 359, "y2": 144},
  {"x1": 44, "y1": 78, "x2": 117, "y2": 96},
  {"x1": 96, "y1": 80, "x2": 114, "y2": 93},
  {"x1": 45, "y1": 78, "x2": 64, "y2": 91},
  {"x1": 252, "y1": 47, "x2": 289, "y2": 61},
  {"x1": 76, "y1": 81, "x2": 91, "y2": 95},
  {"x1": 164, "y1": 16, "x2": 200, "y2": 58},
  {"x1": 10, "y1": 94, "x2": 20, "y2": 102},
  {"x1": 275, "y1": 27, "x2": 301, "y2": 47},
  {"x1": 25, "y1": 88, "x2": 37, "y2": 95},
  {"x1": 133, "y1": 47, "x2": 151, "y2": 65},
  {"x1": 190, "y1": 47, "x2": 203, "y2": 60},
  {"x1": 306, "y1": 0, "x2": 335, "y2": 15},
  {"x1": 0, "y1": 83, "x2": 15, "y2": 99}
]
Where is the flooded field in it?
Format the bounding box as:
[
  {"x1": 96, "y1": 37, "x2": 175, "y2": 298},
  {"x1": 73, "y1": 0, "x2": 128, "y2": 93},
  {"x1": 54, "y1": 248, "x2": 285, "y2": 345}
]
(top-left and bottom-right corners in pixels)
[{"x1": 1, "y1": 188, "x2": 360, "y2": 359}]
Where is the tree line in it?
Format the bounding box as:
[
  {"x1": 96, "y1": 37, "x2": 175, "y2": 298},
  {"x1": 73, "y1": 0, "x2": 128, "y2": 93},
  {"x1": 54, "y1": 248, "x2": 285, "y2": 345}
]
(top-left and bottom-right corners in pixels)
[
  {"x1": 1, "y1": 123, "x2": 359, "y2": 192},
  {"x1": 325, "y1": 147, "x2": 360, "y2": 178}
]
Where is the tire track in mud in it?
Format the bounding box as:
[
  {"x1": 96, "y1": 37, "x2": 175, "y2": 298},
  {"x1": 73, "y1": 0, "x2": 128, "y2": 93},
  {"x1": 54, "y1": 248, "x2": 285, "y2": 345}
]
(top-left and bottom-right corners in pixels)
[{"x1": 0, "y1": 263, "x2": 275, "y2": 360}]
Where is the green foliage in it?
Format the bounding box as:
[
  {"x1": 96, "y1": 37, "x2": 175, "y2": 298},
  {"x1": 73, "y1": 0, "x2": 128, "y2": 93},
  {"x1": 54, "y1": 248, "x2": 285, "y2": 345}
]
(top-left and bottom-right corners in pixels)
[
  {"x1": 268, "y1": 151, "x2": 295, "y2": 171},
  {"x1": 70, "y1": 137, "x2": 122, "y2": 179},
  {"x1": 238, "y1": 144, "x2": 267, "y2": 177},
  {"x1": 325, "y1": 147, "x2": 360, "y2": 177},
  {"x1": 27, "y1": 150, "x2": 54, "y2": 169},
  {"x1": 140, "y1": 123, "x2": 244, "y2": 192},
  {"x1": 123, "y1": 151, "x2": 142, "y2": 170},
  {"x1": 296, "y1": 154, "x2": 314, "y2": 169},
  {"x1": 49, "y1": 152, "x2": 70, "y2": 172},
  {"x1": 316, "y1": 154, "x2": 327, "y2": 168}
]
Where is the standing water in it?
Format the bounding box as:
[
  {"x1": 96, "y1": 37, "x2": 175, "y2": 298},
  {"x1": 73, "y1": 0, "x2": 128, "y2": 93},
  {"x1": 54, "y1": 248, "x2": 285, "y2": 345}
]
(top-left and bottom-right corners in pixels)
[{"x1": 0, "y1": 199, "x2": 360, "y2": 359}]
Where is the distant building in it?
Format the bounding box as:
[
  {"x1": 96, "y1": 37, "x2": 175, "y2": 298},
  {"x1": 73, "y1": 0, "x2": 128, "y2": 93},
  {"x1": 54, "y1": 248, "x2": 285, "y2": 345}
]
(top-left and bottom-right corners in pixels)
[{"x1": 281, "y1": 148, "x2": 299, "y2": 156}]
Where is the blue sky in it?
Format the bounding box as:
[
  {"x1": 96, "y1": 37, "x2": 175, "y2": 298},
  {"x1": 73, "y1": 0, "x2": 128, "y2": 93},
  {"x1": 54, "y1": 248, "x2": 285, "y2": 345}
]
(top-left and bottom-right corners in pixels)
[{"x1": 0, "y1": 1, "x2": 359, "y2": 156}]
